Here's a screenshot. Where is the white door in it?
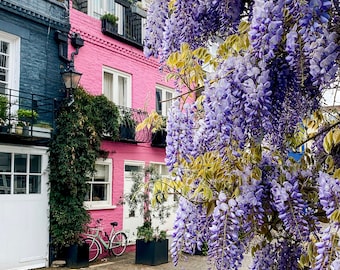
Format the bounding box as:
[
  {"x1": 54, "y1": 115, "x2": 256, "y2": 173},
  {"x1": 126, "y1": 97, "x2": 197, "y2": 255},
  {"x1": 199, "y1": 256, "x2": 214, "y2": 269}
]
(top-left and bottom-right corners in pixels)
[
  {"x1": 123, "y1": 161, "x2": 144, "y2": 243},
  {"x1": 0, "y1": 146, "x2": 49, "y2": 270}
]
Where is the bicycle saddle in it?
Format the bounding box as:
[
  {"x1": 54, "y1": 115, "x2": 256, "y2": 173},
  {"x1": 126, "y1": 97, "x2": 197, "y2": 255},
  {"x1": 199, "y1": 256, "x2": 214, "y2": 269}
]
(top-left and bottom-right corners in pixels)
[{"x1": 111, "y1": 221, "x2": 118, "y2": 227}]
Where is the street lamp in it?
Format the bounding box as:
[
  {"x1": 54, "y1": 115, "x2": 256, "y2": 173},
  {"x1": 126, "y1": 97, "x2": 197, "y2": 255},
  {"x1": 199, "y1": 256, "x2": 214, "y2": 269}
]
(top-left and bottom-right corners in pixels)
[
  {"x1": 58, "y1": 33, "x2": 84, "y2": 106},
  {"x1": 61, "y1": 60, "x2": 82, "y2": 90}
]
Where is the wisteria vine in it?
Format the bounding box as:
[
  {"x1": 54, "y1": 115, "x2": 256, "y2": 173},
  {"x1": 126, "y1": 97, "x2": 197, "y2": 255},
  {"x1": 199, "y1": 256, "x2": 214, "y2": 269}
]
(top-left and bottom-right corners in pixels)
[{"x1": 144, "y1": 0, "x2": 340, "y2": 269}]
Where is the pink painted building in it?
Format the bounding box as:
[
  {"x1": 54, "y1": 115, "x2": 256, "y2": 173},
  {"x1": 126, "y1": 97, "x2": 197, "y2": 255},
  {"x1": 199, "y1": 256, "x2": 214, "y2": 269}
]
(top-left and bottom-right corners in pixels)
[{"x1": 69, "y1": 0, "x2": 175, "y2": 246}]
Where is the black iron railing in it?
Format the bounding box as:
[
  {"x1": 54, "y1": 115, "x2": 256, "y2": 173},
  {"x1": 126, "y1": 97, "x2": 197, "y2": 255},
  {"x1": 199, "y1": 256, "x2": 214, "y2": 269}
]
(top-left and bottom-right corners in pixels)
[
  {"x1": 117, "y1": 106, "x2": 151, "y2": 143},
  {"x1": 0, "y1": 88, "x2": 56, "y2": 144}
]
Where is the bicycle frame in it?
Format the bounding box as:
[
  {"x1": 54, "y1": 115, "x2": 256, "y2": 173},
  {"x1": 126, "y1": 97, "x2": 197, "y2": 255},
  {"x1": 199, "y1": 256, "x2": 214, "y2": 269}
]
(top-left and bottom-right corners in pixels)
[{"x1": 84, "y1": 224, "x2": 116, "y2": 251}]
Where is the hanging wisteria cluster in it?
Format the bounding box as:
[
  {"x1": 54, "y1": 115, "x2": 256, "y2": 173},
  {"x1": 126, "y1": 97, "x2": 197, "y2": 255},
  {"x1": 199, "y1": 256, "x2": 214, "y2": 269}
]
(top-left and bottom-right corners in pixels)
[{"x1": 144, "y1": 0, "x2": 340, "y2": 269}]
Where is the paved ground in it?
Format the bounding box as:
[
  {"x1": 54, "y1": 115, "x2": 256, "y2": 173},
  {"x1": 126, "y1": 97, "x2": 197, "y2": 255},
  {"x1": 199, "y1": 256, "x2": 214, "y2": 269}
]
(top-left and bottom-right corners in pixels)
[
  {"x1": 47, "y1": 251, "x2": 253, "y2": 270},
  {"x1": 47, "y1": 251, "x2": 209, "y2": 270}
]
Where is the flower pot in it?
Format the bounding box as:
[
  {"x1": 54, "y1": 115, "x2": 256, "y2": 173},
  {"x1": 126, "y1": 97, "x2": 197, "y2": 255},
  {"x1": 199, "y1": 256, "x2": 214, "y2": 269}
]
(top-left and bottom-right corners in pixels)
[
  {"x1": 0, "y1": 125, "x2": 9, "y2": 133},
  {"x1": 22, "y1": 126, "x2": 30, "y2": 136},
  {"x1": 151, "y1": 130, "x2": 167, "y2": 147},
  {"x1": 65, "y1": 243, "x2": 89, "y2": 269},
  {"x1": 135, "y1": 239, "x2": 168, "y2": 266},
  {"x1": 120, "y1": 125, "x2": 135, "y2": 141}
]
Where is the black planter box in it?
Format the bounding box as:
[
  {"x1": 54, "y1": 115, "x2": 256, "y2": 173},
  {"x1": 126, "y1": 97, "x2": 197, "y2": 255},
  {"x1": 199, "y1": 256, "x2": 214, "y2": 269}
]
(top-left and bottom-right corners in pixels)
[
  {"x1": 102, "y1": 19, "x2": 118, "y2": 35},
  {"x1": 135, "y1": 239, "x2": 169, "y2": 266},
  {"x1": 151, "y1": 131, "x2": 167, "y2": 147},
  {"x1": 119, "y1": 125, "x2": 135, "y2": 141},
  {"x1": 65, "y1": 243, "x2": 89, "y2": 269}
]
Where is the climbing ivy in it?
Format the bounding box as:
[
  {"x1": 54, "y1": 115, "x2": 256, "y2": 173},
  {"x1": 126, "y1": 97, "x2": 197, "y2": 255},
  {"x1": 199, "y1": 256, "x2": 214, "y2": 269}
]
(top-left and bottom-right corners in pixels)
[{"x1": 49, "y1": 87, "x2": 119, "y2": 248}]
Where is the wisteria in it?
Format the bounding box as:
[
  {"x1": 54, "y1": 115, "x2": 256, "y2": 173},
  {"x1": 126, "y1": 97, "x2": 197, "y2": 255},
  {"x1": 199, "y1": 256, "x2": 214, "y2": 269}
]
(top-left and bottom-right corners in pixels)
[{"x1": 144, "y1": 0, "x2": 340, "y2": 269}]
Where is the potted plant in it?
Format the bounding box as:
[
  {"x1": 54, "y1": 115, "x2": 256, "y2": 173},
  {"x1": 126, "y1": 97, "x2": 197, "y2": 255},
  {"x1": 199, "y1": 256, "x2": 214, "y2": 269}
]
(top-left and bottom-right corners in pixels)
[
  {"x1": 0, "y1": 94, "x2": 9, "y2": 133},
  {"x1": 136, "y1": 110, "x2": 167, "y2": 147},
  {"x1": 119, "y1": 109, "x2": 136, "y2": 141},
  {"x1": 49, "y1": 88, "x2": 120, "y2": 268},
  {"x1": 101, "y1": 13, "x2": 119, "y2": 34},
  {"x1": 125, "y1": 166, "x2": 171, "y2": 266},
  {"x1": 16, "y1": 108, "x2": 38, "y2": 136}
]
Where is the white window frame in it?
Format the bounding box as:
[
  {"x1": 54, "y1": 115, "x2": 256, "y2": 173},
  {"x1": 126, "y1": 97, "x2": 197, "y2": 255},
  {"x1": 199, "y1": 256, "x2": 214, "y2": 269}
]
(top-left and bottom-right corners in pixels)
[
  {"x1": 0, "y1": 30, "x2": 20, "y2": 92},
  {"x1": 155, "y1": 85, "x2": 175, "y2": 117},
  {"x1": 103, "y1": 66, "x2": 132, "y2": 107},
  {"x1": 84, "y1": 158, "x2": 114, "y2": 210},
  {"x1": 87, "y1": 0, "x2": 115, "y2": 19},
  {"x1": 0, "y1": 145, "x2": 48, "y2": 196}
]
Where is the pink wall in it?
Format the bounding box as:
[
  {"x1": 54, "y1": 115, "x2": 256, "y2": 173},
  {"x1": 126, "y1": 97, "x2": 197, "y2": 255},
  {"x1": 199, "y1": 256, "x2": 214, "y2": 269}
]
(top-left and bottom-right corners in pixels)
[
  {"x1": 69, "y1": 8, "x2": 172, "y2": 112},
  {"x1": 69, "y1": 3, "x2": 170, "y2": 240}
]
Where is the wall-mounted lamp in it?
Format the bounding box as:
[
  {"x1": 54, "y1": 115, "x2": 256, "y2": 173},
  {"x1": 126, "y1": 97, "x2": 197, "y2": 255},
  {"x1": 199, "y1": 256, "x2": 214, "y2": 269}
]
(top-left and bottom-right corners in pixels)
[{"x1": 55, "y1": 32, "x2": 84, "y2": 106}]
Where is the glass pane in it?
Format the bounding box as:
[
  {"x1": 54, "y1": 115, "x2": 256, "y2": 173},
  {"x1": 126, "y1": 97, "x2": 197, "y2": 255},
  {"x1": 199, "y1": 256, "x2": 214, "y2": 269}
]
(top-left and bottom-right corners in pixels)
[
  {"x1": 124, "y1": 165, "x2": 142, "y2": 172},
  {"x1": 0, "y1": 40, "x2": 9, "y2": 54},
  {"x1": 165, "y1": 91, "x2": 173, "y2": 115},
  {"x1": 160, "y1": 164, "x2": 169, "y2": 175},
  {"x1": 14, "y1": 175, "x2": 26, "y2": 194},
  {"x1": 0, "y1": 152, "x2": 11, "y2": 172},
  {"x1": 29, "y1": 175, "x2": 41, "y2": 194},
  {"x1": 92, "y1": 184, "x2": 107, "y2": 201},
  {"x1": 94, "y1": 164, "x2": 108, "y2": 181},
  {"x1": 156, "y1": 89, "x2": 162, "y2": 114},
  {"x1": 30, "y1": 155, "x2": 41, "y2": 173},
  {"x1": 118, "y1": 75, "x2": 127, "y2": 107},
  {"x1": 104, "y1": 72, "x2": 113, "y2": 101},
  {"x1": 14, "y1": 154, "x2": 27, "y2": 173},
  {"x1": 0, "y1": 174, "x2": 11, "y2": 194},
  {"x1": 84, "y1": 185, "x2": 92, "y2": 201}
]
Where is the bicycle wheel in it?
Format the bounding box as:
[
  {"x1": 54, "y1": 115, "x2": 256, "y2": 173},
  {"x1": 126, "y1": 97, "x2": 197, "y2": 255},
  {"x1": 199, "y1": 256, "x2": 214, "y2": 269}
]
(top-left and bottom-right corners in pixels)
[
  {"x1": 84, "y1": 237, "x2": 101, "y2": 262},
  {"x1": 110, "y1": 232, "x2": 127, "y2": 256}
]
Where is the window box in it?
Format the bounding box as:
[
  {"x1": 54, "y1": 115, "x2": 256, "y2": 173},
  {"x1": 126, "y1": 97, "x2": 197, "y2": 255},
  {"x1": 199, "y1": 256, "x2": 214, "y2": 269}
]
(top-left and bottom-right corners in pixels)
[
  {"x1": 101, "y1": 18, "x2": 118, "y2": 35},
  {"x1": 151, "y1": 130, "x2": 167, "y2": 147}
]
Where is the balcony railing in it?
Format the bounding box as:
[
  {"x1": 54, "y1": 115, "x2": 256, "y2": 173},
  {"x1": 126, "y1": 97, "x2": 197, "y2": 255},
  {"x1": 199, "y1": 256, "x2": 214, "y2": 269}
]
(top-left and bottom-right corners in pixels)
[
  {"x1": 73, "y1": 0, "x2": 145, "y2": 49},
  {"x1": 0, "y1": 88, "x2": 56, "y2": 145},
  {"x1": 117, "y1": 106, "x2": 151, "y2": 143}
]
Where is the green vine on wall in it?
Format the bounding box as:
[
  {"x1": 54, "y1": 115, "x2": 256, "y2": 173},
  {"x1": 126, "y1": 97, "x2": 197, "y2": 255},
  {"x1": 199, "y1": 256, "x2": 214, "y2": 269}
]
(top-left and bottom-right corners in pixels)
[{"x1": 49, "y1": 87, "x2": 120, "y2": 248}]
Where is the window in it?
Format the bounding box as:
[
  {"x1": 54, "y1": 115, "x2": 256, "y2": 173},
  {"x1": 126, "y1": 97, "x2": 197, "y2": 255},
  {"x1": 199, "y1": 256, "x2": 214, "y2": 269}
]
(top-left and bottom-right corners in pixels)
[
  {"x1": 0, "y1": 31, "x2": 20, "y2": 94},
  {"x1": 156, "y1": 86, "x2": 174, "y2": 117},
  {"x1": 85, "y1": 159, "x2": 113, "y2": 209},
  {"x1": 0, "y1": 152, "x2": 42, "y2": 194},
  {"x1": 103, "y1": 67, "x2": 132, "y2": 107}
]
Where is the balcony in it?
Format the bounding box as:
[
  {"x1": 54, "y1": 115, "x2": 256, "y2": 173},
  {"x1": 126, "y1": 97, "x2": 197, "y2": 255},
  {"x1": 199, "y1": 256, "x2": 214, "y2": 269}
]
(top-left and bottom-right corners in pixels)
[
  {"x1": 73, "y1": 0, "x2": 145, "y2": 49},
  {"x1": 0, "y1": 88, "x2": 56, "y2": 146},
  {"x1": 116, "y1": 106, "x2": 151, "y2": 143}
]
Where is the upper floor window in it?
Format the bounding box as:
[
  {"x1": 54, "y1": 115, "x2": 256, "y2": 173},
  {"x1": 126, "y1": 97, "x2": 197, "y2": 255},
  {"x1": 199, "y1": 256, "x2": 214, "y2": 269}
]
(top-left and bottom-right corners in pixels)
[
  {"x1": 0, "y1": 31, "x2": 20, "y2": 93},
  {"x1": 103, "y1": 67, "x2": 132, "y2": 107},
  {"x1": 0, "y1": 152, "x2": 42, "y2": 195},
  {"x1": 84, "y1": 158, "x2": 113, "y2": 209},
  {"x1": 156, "y1": 86, "x2": 174, "y2": 117}
]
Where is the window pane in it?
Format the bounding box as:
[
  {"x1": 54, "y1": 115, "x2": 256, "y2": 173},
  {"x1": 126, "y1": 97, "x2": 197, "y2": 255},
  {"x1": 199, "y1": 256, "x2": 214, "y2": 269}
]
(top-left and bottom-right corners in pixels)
[
  {"x1": 160, "y1": 165, "x2": 169, "y2": 176},
  {"x1": 14, "y1": 175, "x2": 26, "y2": 194},
  {"x1": 118, "y1": 75, "x2": 127, "y2": 107},
  {"x1": 30, "y1": 155, "x2": 41, "y2": 173},
  {"x1": 92, "y1": 184, "x2": 107, "y2": 201},
  {"x1": 0, "y1": 174, "x2": 10, "y2": 194},
  {"x1": 94, "y1": 164, "x2": 108, "y2": 181},
  {"x1": 104, "y1": 72, "x2": 113, "y2": 101},
  {"x1": 14, "y1": 154, "x2": 27, "y2": 173},
  {"x1": 165, "y1": 91, "x2": 173, "y2": 115},
  {"x1": 156, "y1": 89, "x2": 162, "y2": 114},
  {"x1": 29, "y1": 175, "x2": 41, "y2": 194},
  {"x1": 125, "y1": 165, "x2": 142, "y2": 172},
  {"x1": 0, "y1": 152, "x2": 11, "y2": 172}
]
